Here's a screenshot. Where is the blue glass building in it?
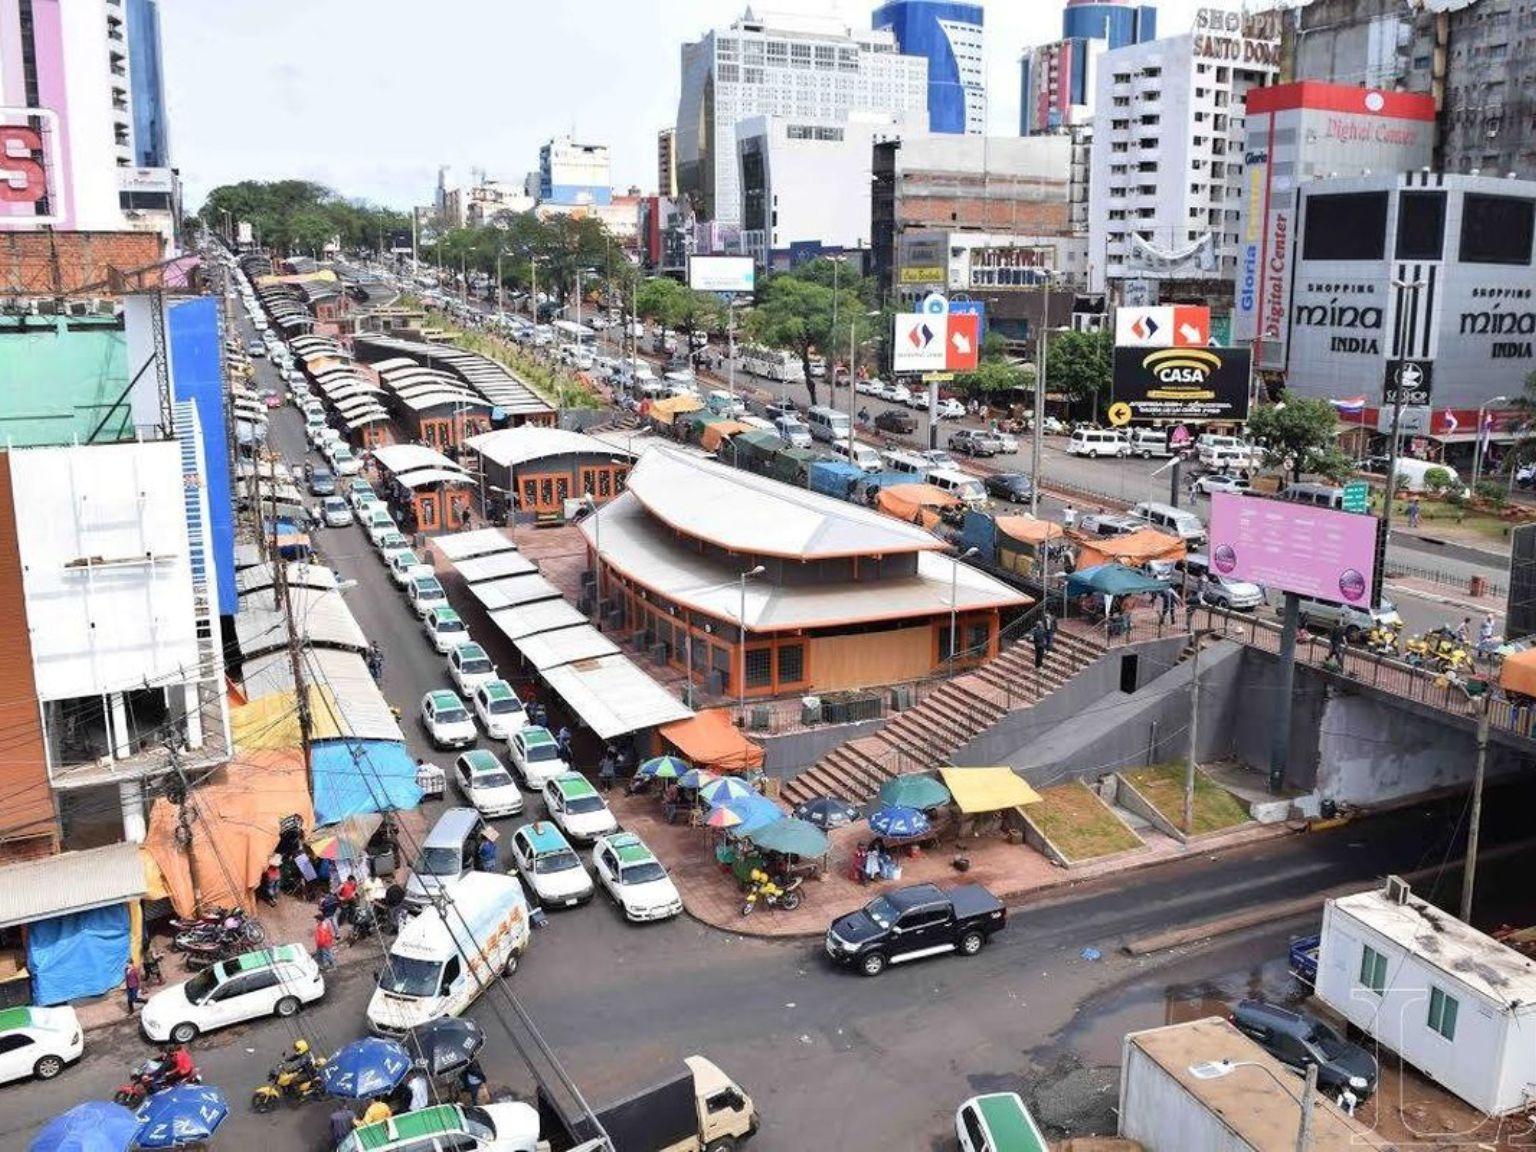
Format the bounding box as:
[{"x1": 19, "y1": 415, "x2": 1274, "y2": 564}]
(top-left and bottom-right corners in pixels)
[
  {"x1": 1062, "y1": 0, "x2": 1157, "y2": 51},
  {"x1": 872, "y1": 1, "x2": 985, "y2": 135},
  {"x1": 126, "y1": 0, "x2": 170, "y2": 168}
]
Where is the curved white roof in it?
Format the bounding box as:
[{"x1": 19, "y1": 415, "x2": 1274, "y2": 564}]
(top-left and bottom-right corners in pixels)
[
  {"x1": 372, "y1": 443, "x2": 461, "y2": 475},
  {"x1": 466, "y1": 426, "x2": 636, "y2": 469}
]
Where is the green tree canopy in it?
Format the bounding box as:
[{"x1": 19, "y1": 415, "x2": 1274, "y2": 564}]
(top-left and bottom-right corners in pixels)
[
  {"x1": 200, "y1": 180, "x2": 407, "y2": 256},
  {"x1": 1247, "y1": 397, "x2": 1354, "y2": 482},
  {"x1": 1044, "y1": 328, "x2": 1113, "y2": 416},
  {"x1": 634, "y1": 277, "x2": 725, "y2": 342}
]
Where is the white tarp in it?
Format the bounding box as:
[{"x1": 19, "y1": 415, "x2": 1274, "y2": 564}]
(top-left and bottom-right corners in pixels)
[{"x1": 514, "y1": 624, "x2": 620, "y2": 672}]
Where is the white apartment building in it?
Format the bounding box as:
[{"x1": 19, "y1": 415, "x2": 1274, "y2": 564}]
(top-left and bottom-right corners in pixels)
[
  {"x1": 676, "y1": 8, "x2": 928, "y2": 226},
  {"x1": 1087, "y1": 13, "x2": 1280, "y2": 294},
  {"x1": 538, "y1": 136, "x2": 612, "y2": 207}
]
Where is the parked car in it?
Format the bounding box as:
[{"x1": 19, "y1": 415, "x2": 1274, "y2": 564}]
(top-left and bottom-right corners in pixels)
[
  {"x1": 949, "y1": 429, "x2": 1001, "y2": 458},
  {"x1": 308, "y1": 467, "x2": 336, "y2": 497},
  {"x1": 1230, "y1": 999, "x2": 1378, "y2": 1099},
  {"x1": 1291, "y1": 595, "x2": 1402, "y2": 640},
  {"x1": 508, "y1": 725, "x2": 566, "y2": 789},
  {"x1": 420, "y1": 689, "x2": 476, "y2": 749},
  {"x1": 388, "y1": 549, "x2": 433, "y2": 588},
  {"x1": 855, "y1": 378, "x2": 884, "y2": 396},
  {"x1": 337, "y1": 1104, "x2": 539, "y2": 1152},
  {"x1": 423, "y1": 607, "x2": 469, "y2": 655},
  {"x1": 1191, "y1": 473, "x2": 1251, "y2": 496},
  {"x1": 956, "y1": 1093, "x2": 1049, "y2": 1152},
  {"x1": 874, "y1": 408, "x2": 917, "y2": 435},
  {"x1": 592, "y1": 832, "x2": 683, "y2": 922},
  {"x1": 935, "y1": 398, "x2": 966, "y2": 420},
  {"x1": 983, "y1": 472, "x2": 1034, "y2": 503},
  {"x1": 407, "y1": 575, "x2": 448, "y2": 617},
  {"x1": 319, "y1": 497, "x2": 353, "y2": 528},
  {"x1": 0, "y1": 1007, "x2": 82, "y2": 1084},
  {"x1": 1067, "y1": 429, "x2": 1128, "y2": 458},
  {"x1": 1182, "y1": 555, "x2": 1265, "y2": 611},
  {"x1": 993, "y1": 431, "x2": 1019, "y2": 454},
  {"x1": 447, "y1": 641, "x2": 498, "y2": 696},
  {"x1": 508, "y1": 821, "x2": 593, "y2": 909},
  {"x1": 1078, "y1": 512, "x2": 1142, "y2": 537},
  {"x1": 374, "y1": 530, "x2": 410, "y2": 555},
  {"x1": 473, "y1": 679, "x2": 528, "y2": 741},
  {"x1": 826, "y1": 883, "x2": 1007, "y2": 977},
  {"x1": 363, "y1": 507, "x2": 398, "y2": 546},
  {"x1": 542, "y1": 772, "x2": 618, "y2": 843},
  {"x1": 773, "y1": 416, "x2": 812, "y2": 448},
  {"x1": 880, "y1": 382, "x2": 913, "y2": 405},
  {"x1": 140, "y1": 945, "x2": 324, "y2": 1044},
  {"x1": 452, "y1": 749, "x2": 524, "y2": 818}
]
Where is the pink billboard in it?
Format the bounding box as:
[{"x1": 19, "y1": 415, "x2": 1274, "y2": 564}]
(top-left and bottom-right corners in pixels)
[{"x1": 1208, "y1": 493, "x2": 1379, "y2": 604}]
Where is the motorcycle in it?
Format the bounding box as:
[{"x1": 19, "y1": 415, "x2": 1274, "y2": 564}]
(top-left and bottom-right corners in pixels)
[
  {"x1": 114, "y1": 1055, "x2": 201, "y2": 1107},
  {"x1": 741, "y1": 871, "x2": 804, "y2": 916},
  {"x1": 250, "y1": 1056, "x2": 328, "y2": 1113},
  {"x1": 179, "y1": 938, "x2": 241, "y2": 972},
  {"x1": 167, "y1": 906, "x2": 237, "y2": 934},
  {"x1": 173, "y1": 912, "x2": 264, "y2": 953},
  {"x1": 141, "y1": 948, "x2": 165, "y2": 986}
]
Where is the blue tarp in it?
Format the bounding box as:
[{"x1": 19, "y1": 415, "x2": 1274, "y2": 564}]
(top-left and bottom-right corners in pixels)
[
  {"x1": 1065, "y1": 563, "x2": 1171, "y2": 599},
  {"x1": 312, "y1": 740, "x2": 423, "y2": 825},
  {"x1": 28, "y1": 905, "x2": 130, "y2": 1006}
]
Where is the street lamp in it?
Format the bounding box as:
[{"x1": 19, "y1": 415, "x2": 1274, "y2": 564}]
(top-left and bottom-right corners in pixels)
[
  {"x1": 528, "y1": 256, "x2": 543, "y2": 324},
  {"x1": 1472, "y1": 394, "x2": 1508, "y2": 492},
  {"x1": 575, "y1": 266, "x2": 597, "y2": 336},
  {"x1": 738, "y1": 565, "x2": 766, "y2": 718},
  {"x1": 1031, "y1": 270, "x2": 1060, "y2": 516},
  {"x1": 949, "y1": 547, "x2": 980, "y2": 670}
]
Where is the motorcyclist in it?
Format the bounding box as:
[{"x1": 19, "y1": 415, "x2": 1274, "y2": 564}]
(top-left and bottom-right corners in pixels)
[
  {"x1": 149, "y1": 1044, "x2": 195, "y2": 1092},
  {"x1": 278, "y1": 1038, "x2": 316, "y2": 1083}
]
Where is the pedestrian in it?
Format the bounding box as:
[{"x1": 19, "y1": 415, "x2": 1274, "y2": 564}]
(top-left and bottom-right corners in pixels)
[
  {"x1": 598, "y1": 746, "x2": 617, "y2": 792},
  {"x1": 405, "y1": 1071, "x2": 430, "y2": 1113},
  {"x1": 123, "y1": 961, "x2": 141, "y2": 1014},
  {"x1": 319, "y1": 887, "x2": 341, "y2": 933},
  {"x1": 329, "y1": 1108, "x2": 356, "y2": 1146},
  {"x1": 1043, "y1": 608, "x2": 1057, "y2": 652},
  {"x1": 555, "y1": 725, "x2": 573, "y2": 762},
  {"x1": 460, "y1": 1058, "x2": 487, "y2": 1106},
  {"x1": 1407, "y1": 495, "x2": 1421, "y2": 529},
  {"x1": 1456, "y1": 615, "x2": 1471, "y2": 645},
  {"x1": 1030, "y1": 622, "x2": 1047, "y2": 670},
  {"x1": 530, "y1": 700, "x2": 548, "y2": 729},
  {"x1": 1327, "y1": 622, "x2": 1347, "y2": 665},
  {"x1": 1479, "y1": 613, "x2": 1498, "y2": 662},
  {"x1": 358, "y1": 1098, "x2": 392, "y2": 1128},
  {"x1": 313, "y1": 914, "x2": 336, "y2": 971},
  {"x1": 1186, "y1": 583, "x2": 1201, "y2": 631},
  {"x1": 477, "y1": 835, "x2": 499, "y2": 873},
  {"x1": 1062, "y1": 504, "x2": 1076, "y2": 530}
]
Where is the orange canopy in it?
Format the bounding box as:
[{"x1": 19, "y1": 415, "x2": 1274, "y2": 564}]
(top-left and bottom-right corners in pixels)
[
  {"x1": 1073, "y1": 527, "x2": 1185, "y2": 571},
  {"x1": 700, "y1": 420, "x2": 756, "y2": 453},
  {"x1": 1501, "y1": 647, "x2": 1536, "y2": 697},
  {"x1": 659, "y1": 708, "x2": 765, "y2": 774},
  {"x1": 995, "y1": 515, "x2": 1064, "y2": 545},
  {"x1": 145, "y1": 748, "x2": 314, "y2": 916},
  {"x1": 877, "y1": 483, "x2": 957, "y2": 529}
]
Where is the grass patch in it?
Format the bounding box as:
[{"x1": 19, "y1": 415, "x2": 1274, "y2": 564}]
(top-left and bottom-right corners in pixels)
[
  {"x1": 1026, "y1": 781, "x2": 1142, "y2": 861},
  {"x1": 1122, "y1": 763, "x2": 1250, "y2": 836},
  {"x1": 413, "y1": 302, "x2": 603, "y2": 410},
  {"x1": 1368, "y1": 493, "x2": 1516, "y2": 542}
]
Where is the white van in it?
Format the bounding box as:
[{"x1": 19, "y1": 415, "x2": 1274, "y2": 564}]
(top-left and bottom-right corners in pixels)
[
  {"x1": 806, "y1": 406, "x2": 852, "y2": 445},
  {"x1": 1130, "y1": 501, "x2": 1207, "y2": 546},
  {"x1": 1126, "y1": 429, "x2": 1171, "y2": 459},
  {"x1": 880, "y1": 448, "x2": 930, "y2": 476},
  {"x1": 924, "y1": 468, "x2": 988, "y2": 508},
  {"x1": 1068, "y1": 429, "x2": 1127, "y2": 458},
  {"x1": 774, "y1": 415, "x2": 812, "y2": 448},
  {"x1": 366, "y1": 873, "x2": 530, "y2": 1035},
  {"x1": 405, "y1": 807, "x2": 489, "y2": 909},
  {"x1": 831, "y1": 439, "x2": 882, "y2": 472},
  {"x1": 1197, "y1": 434, "x2": 1254, "y2": 468},
  {"x1": 1393, "y1": 457, "x2": 1464, "y2": 494}
]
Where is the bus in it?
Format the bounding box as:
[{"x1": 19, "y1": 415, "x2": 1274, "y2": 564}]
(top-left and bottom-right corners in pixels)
[
  {"x1": 550, "y1": 319, "x2": 597, "y2": 347},
  {"x1": 739, "y1": 345, "x2": 804, "y2": 383}
]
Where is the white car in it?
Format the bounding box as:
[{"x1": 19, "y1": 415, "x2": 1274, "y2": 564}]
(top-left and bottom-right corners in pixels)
[
  {"x1": 331, "y1": 446, "x2": 362, "y2": 477},
  {"x1": 994, "y1": 432, "x2": 1019, "y2": 454},
  {"x1": 420, "y1": 689, "x2": 476, "y2": 749},
  {"x1": 509, "y1": 822, "x2": 594, "y2": 908},
  {"x1": 374, "y1": 530, "x2": 411, "y2": 555},
  {"x1": 508, "y1": 726, "x2": 566, "y2": 789},
  {"x1": 473, "y1": 679, "x2": 528, "y2": 740},
  {"x1": 346, "y1": 483, "x2": 378, "y2": 512},
  {"x1": 423, "y1": 606, "x2": 469, "y2": 654},
  {"x1": 1192, "y1": 473, "x2": 1252, "y2": 496},
  {"x1": 0, "y1": 1006, "x2": 82, "y2": 1083},
  {"x1": 1198, "y1": 572, "x2": 1266, "y2": 611},
  {"x1": 453, "y1": 749, "x2": 524, "y2": 818},
  {"x1": 388, "y1": 550, "x2": 433, "y2": 588},
  {"x1": 855, "y1": 378, "x2": 883, "y2": 396},
  {"x1": 407, "y1": 575, "x2": 448, "y2": 617},
  {"x1": 319, "y1": 497, "x2": 353, "y2": 528},
  {"x1": 592, "y1": 832, "x2": 683, "y2": 922},
  {"x1": 935, "y1": 398, "x2": 966, "y2": 420},
  {"x1": 363, "y1": 508, "x2": 398, "y2": 546},
  {"x1": 448, "y1": 642, "x2": 498, "y2": 696},
  {"x1": 541, "y1": 772, "x2": 618, "y2": 843},
  {"x1": 140, "y1": 945, "x2": 324, "y2": 1044}
]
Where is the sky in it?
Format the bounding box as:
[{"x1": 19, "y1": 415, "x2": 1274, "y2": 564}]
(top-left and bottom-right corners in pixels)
[{"x1": 160, "y1": 0, "x2": 1208, "y2": 212}]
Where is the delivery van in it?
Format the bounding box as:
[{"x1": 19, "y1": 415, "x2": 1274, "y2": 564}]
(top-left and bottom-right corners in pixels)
[{"x1": 367, "y1": 872, "x2": 530, "y2": 1035}]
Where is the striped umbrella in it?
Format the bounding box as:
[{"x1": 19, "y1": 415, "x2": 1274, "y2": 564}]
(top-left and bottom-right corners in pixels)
[
  {"x1": 700, "y1": 775, "x2": 754, "y2": 805},
  {"x1": 703, "y1": 804, "x2": 744, "y2": 829},
  {"x1": 678, "y1": 768, "x2": 718, "y2": 791},
  {"x1": 638, "y1": 755, "x2": 690, "y2": 780}
]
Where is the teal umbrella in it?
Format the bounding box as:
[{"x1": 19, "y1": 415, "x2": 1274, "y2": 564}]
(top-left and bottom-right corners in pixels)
[
  {"x1": 745, "y1": 817, "x2": 829, "y2": 858},
  {"x1": 878, "y1": 775, "x2": 951, "y2": 810},
  {"x1": 638, "y1": 755, "x2": 690, "y2": 780}
]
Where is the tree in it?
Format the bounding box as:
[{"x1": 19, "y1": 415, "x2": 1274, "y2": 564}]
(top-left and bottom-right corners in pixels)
[
  {"x1": 1246, "y1": 397, "x2": 1354, "y2": 482},
  {"x1": 744, "y1": 276, "x2": 840, "y2": 406},
  {"x1": 1044, "y1": 328, "x2": 1113, "y2": 416},
  {"x1": 200, "y1": 180, "x2": 407, "y2": 256},
  {"x1": 634, "y1": 277, "x2": 723, "y2": 351},
  {"x1": 959, "y1": 357, "x2": 1032, "y2": 396}
]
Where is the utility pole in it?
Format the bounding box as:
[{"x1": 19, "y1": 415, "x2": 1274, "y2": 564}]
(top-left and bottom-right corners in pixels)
[
  {"x1": 1295, "y1": 1063, "x2": 1318, "y2": 1152},
  {"x1": 1031, "y1": 275, "x2": 1053, "y2": 516},
  {"x1": 1184, "y1": 631, "x2": 1202, "y2": 835},
  {"x1": 1460, "y1": 693, "x2": 1491, "y2": 921},
  {"x1": 273, "y1": 554, "x2": 313, "y2": 764}
]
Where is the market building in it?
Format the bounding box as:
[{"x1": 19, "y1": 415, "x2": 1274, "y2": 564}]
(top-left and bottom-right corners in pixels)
[
  {"x1": 579, "y1": 449, "x2": 1027, "y2": 700},
  {"x1": 462, "y1": 426, "x2": 635, "y2": 521}
]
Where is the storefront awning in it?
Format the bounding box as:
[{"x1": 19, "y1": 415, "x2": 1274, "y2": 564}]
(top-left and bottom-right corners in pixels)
[
  {"x1": 514, "y1": 624, "x2": 620, "y2": 671},
  {"x1": 542, "y1": 654, "x2": 693, "y2": 740},
  {"x1": 660, "y1": 708, "x2": 765, "y2": 773},
  {"x1": 939, "y1": 766, "x2": 1043, "y2": 814},
  {"x1": 0, "y1": 842, "x2": 147, "y2": 929},
  {"x1": 486, "y1": 599, "x2": 589, "y2": 641}
]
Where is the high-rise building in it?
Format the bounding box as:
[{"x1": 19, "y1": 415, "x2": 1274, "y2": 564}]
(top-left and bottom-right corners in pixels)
[
  {"x1": 1087, "y1": 12, "x2": 1282, "y2": 296},
  {"x1": 871, "y1": 1, "x2": 984, "y2": 135},
  {"x1": 676, "y1": 9, "x2": 929, "y2": 226},
  {"x1": 657, "y1": 127, "x2": 678, "y2": 197},
  {"x1": 0, "y1": 0, "x2": 178, "y2": 247},
  {"x1": 1020, "y1": 0, "x2": 1157, "y2": 135},
  {"x1": 538, "y1": 136, "x2": 611, "y2": 207}
]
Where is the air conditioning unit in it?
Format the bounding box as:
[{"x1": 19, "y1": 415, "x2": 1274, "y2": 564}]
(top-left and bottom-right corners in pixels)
[
  {"x1": 890, "y1": 686, "x2": 913, "y2": 711},
  {"x1": 801, "y1": 695, "x2": 823, "y2": 726},
  {"x1": 749, "y1": 705, "x2": 771, "y2": 731},
  {"x1": 1385, "y1": 875, "x2": 1412, "y2": 905},
  {"x1": 577, "y1": 596, "x2": 592, "y2": 615},
  {"x1": 630, "y1": 629, "x2": 648, "y2": 649},
  {"x1": 605, "y1": 607, "x2": 624, "y2": 631}
]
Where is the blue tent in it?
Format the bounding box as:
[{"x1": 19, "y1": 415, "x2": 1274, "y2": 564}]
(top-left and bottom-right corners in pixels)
[
  {"x1": 28, "y1": 905, "x2": 131, "y2": 1006},
  {"x1": 1065, "y1": 563, "x2": 1171, "y2": 600},
  {"x1": 311, "y1": 740, "x2": 423, "y2": 825}
]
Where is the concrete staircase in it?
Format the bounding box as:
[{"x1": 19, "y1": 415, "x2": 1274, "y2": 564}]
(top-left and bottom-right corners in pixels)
[{"x1": 781, "y1": 628, "x2": 1106, "y2": 808}]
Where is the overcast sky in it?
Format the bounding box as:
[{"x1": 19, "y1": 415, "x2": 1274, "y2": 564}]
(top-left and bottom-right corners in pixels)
[{"x1": 161, "y1": 0, "x2": 1210, "y2": 211}]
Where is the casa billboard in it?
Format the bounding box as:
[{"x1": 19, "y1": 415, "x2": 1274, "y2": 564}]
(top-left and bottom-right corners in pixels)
[
  {"x1": 1208, "y1": 493, "x2": 1379, "y2": 605},
  {"x1": 1109, "y1": 345, "x2": 1251, "y2": 424},
  {"x1": 687, "y1": 255, "x2": 755, "y2": 294}
]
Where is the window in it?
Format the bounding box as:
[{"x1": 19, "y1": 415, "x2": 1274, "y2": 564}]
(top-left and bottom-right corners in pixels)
[
  {"x1": 744, "y1": 647, "x2": 772, "y2": 689},
  {"x1": 1302, "y1": 192, "x2": 1389, "y2": 261},
  {"x1": 1428, "y1": 987, "x2": 1459, "y2": 1040},
  {"x1": 960, "y1": 1105, "x2": 987, "y2": 1150},
  {"x1": 1396, "y1": 191, "x2": 1447, "y2": 260},
  {"x1": 1359, "y1": 944, "x2": 1387, "y2": 994},
  {"x1": 777, "y1": 644, "x2": 804, "y2": 684},
  {"x1": 1460, "y1": 192, "x2": 1536, "y2": 265},
  {"x1": 0, "y1": 1034, "x2": 33, "y2": 1054}
]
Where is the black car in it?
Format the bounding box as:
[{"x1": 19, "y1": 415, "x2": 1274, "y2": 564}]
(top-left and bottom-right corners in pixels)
[
  {"x1": 875, "y1": 409, "x2": 917, "y2": 435},
  {"x1": 826, "y1": 883, "x2": 1006, "y2": 977},
  {"x1": 1230, "y1": 999, "x2": 1378, "y2": 1098},
  {"x1": 984, "y1": 472, "x2": 1033, "y2": 503}
]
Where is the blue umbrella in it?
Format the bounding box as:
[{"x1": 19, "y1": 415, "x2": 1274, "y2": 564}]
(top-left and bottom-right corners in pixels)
[
  {"x1": 868, "y1": 804, "x2": 931, "y2": 838},
  {"x1": 700, "y1": 775, "x2": 753, "y2": 805},
  {"x1": 677, "y1": 767, "x2": 718, "y2": 791},
  {"x1": 132, "y1": 1086, "x2": 229, "y2": 1149},
  {"x1": 722, "y1": 793, "x2": 785, "y2": 836},
  {"x1": 322, "y1": 1037, "x2": 412, "y2": 1100},
  {"x1": 30, "y1": 1102, "x2": 141, "y2": 1152},
  {"x1": 638, "y1": 755, "x2": 690, "y2": 780}
]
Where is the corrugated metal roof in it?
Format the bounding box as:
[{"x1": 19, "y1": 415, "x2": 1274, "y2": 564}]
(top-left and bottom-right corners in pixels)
[
  {"x1": 515, "y1": 623, "x2": 620, "y2": 671},
  {"x1": 242, "y1": 648, "x2": 404, "y2": 743},
  {"x1": 433, "y1": 528, "x2": 517, "y2": 563},
  {"x1": 455, "y1": 551, "x2": 537, "y2": 584},
  {"x1": 541, "y1": 654, "x2": 692, "y2": 740},
  {"x1": 470, "y1": 573, "x2": 563, "y2": 611},
  {"x1": 235, "y1": 585, "x2": 368, "y2": 659},
  {"x1": 465, "y1": 426, "x2": 636, "y2": 469},
  {"x1": 0, "y1": 841, "x2": 147, "y2": 928},
  {"x1": 373, "y1": 443, "x2": 460, "y2": 476},
  {"x1": 486, "y1": 598, "x2": 588, "y2": 640},
  {"x1": 620, "y1": 448, "x2": 944, "y2": 559},
  {"x1": 236, "y1": 562, "x2": 339, "y2": 598}
]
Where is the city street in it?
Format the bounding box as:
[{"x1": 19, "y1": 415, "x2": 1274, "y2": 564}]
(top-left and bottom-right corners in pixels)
[{"x1": 5, "y1": 304, "x2": 1528, "y2": 1151}]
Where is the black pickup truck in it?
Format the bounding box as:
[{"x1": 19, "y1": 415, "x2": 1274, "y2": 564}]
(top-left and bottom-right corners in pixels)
[{"x1": 825, "y1": 883, "x2": 1007, "y2": 976}]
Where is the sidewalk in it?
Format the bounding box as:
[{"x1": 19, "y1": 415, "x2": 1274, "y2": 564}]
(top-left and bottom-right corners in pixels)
[{"x1": 608, "y1": 789, "x2": 1290, "y2": 940}]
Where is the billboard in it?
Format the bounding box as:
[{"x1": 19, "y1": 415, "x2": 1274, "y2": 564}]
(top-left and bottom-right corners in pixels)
[
  {"x1": 687, "y1": 255, "x2": 755, "y2": 293},
  {"x1": 893, "y1": 313, "x2": 979, "y2": 373},
  {"x1": 1109, "y1": 346, "x2": 1251, "y2": 424},
  {"x1": 388, "y1": 229, "x2": 412, "y2": 253},
  {"x1": 1209, "y1": 493, "x2": 1379, "y2": 605},
  {"x1": 0, "y1": 107, "x2": 66, "y2": 227},
  {"x1": 1115, "y1": 305, "x2": 1212, "y2": 348}
]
